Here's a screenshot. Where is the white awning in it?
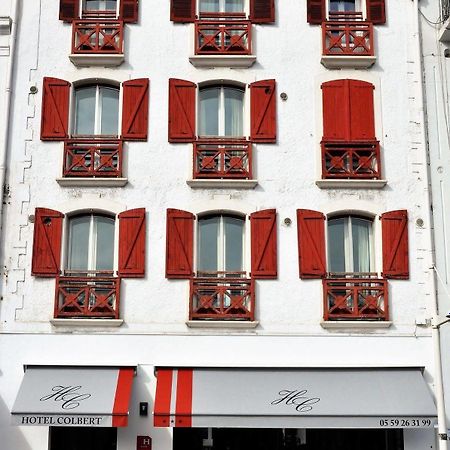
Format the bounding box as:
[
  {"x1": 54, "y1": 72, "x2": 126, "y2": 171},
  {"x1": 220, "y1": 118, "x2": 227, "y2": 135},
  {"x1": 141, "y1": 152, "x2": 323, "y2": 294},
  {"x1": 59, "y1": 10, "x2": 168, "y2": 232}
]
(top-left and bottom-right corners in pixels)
[
  {"x1": 12, "y1": 366, "x2": 135, "y2": 427},
  {"x1": 153, "y1": 368, "x2": 436, "y2": 429}
]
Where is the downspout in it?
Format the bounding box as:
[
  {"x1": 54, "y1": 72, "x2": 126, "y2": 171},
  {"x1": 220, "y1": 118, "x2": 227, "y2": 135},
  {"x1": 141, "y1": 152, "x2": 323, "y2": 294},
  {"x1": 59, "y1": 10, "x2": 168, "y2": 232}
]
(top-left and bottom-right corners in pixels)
[
  {"x1": 414, "y1": 0, "x2": 449, "y2": 447},
  {"x1": 0, "y1": 0, "x2": 19, "y2": 232}
]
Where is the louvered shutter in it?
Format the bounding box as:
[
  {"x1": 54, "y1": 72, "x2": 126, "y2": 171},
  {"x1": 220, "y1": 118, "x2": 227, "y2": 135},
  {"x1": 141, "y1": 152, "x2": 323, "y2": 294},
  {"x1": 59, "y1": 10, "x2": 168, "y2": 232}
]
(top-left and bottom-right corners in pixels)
[
  {"x1": 41, "y1": 77, "x2": 70, "y2": 141},
  {"x1": 321, "y1": 80, "x2": 349, "y2": 141},
  {"x1": 250, "y1": 209, "x2": 277, "y2": 279},
  {"x1": 250, "y1": 0, "x2": 275, "y2": 24},
  {"x1": 118, "y1": 208, "x2": 146, "y2": 278},
  {"x1": 59, "y1": 0, "x2": 79, "y2": 21},
  {"x1": 348, "y1": 80, "x2": 375, "y2": 141},
  {"x1": 168, "y1": 79, "x2": 196, "y2": 143},
  {"x1": 166, "y1": 209, "x2": 195, "y2": 279},
  {"x1": 170, "y1": 0, "x2": 195, "y2": 23},
  {"x1": 121, "y1": 78, "x2": 149, "y2": 141},
  {"x1": 297, "y1": 209, "x2": 326, "y2": 279},
  {"x1": 381, "y1": 210, "x2": 409, "y2": 279},
  {"x1": 32, "y1": 208, "x2": 64, "y2": 277},
  {"x1": 120, "y1": 0, "x2": 139, "y2": 23},
  {"x1": 307, "y1": 0, "x2": 325, "y2": 24},
  {"x1": 366, "y1": 0, "x2": 386, "y2": 24},
  {"x1": 250, "y1": 79, "x2": 276, "y2": 143}
]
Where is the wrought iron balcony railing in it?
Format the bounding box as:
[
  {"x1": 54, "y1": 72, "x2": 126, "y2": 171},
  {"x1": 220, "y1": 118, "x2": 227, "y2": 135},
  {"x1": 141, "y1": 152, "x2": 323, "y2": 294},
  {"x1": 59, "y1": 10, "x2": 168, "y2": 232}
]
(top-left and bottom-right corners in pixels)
[
  {"x1": 322, "y1": 20, "x2": 374, "y2": 56},
  {"x1": 190, "y1": 272, "x2": 255, "y2": 320},
  {"x1": 63, "y1": 138, "x2": 123, "y2": 178},
  {"x1": 195, "y1": 16, "x2": 252, "y2": 55},
  {"x1": 55, "y1": 271, "x2": 120, "y2": 319},
  {"x1": 321, "y1": 140, "x2": 381, "y2": 179},
  {"x1": 72, "y1": 19, "x2": 123, "y2": 54},
  {"x1": 323, "y1": 275, "x2": 388, "y2": 321},
  {"x1": 193, "y1": 140, "x2": 252, "y2": 179}
]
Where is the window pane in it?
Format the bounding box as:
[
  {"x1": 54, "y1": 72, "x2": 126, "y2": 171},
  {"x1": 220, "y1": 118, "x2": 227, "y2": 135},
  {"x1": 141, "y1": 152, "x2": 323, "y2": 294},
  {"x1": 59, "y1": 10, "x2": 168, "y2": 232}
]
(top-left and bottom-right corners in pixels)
[
  {"x1": 329, "y1": 0, "x2": 356, "y2": 12},
  {"x1": 94, "y1": 216, "x2": 115, "y2": 271},
  {"x1": 100, "y1": 87, "x2": 119, "y2": 135},
  {"x1": 68, "y1": 216, "x2": 90, "y2": 270},
  {"x1": 198, "y1": 217, "x2": 219, "y2": 272},
  {"x1": 224, "y1": 88, "x2": 244, "y2": 136},
  {"x1": 85, "y1": 0, "x2": 117, "y2": 11},
  {"x1": 74, "y1": 87, "x2": 96, "y2": 135},
  {"x1": 224, "y1": 217, "x2": 244, "y2": 271},
  {"x1": 199, "y1": 0, "x2": 220, "y2": 12},
  {"x1": 199, "y1": 88, "x2": 219, "y2": 136},
  {"x1": 328, "y1": 218, "x2": 346, "y2": 273},
  {"x1": 225, "y1": 0, "x2": 244, "y2": 12},
  {"x1": 352, "y1": 217, "x2": 372, "y2": 273}
]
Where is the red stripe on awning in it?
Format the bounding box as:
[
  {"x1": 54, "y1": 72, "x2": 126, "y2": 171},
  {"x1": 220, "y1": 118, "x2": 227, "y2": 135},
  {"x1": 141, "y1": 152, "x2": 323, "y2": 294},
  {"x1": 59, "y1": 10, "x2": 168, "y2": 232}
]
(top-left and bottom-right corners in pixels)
[
  {"x1": 112, "y1": 368, "x2": 134, "y2": 427},
  {"x1": 153, "y1": 369, "x2": 173, "y2": 427},
  {"x1": 175, "y1": 369, "x2": 193, "y2": 427}
]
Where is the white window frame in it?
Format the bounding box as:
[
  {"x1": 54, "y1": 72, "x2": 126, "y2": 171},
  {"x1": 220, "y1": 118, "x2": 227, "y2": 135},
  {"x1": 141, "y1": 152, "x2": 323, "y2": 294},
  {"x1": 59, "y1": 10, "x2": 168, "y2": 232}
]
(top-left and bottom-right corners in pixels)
[
  {"x1": 198, "y1": 84, "x2": 246, "y2": 138},
  {"x1": 72, "y1": 84, "x2": 120, "y2": 137},
  {"x1": 198, "y1": 0, "x2": 248, "y2": 15},
  {"x1": 81, "y1": 0, "x2": 119, "y2": 17},
  {"x1": 326, "y1": 0, "x2": 366, "y2": 19},
  {"x1": 326, "y1": 215, "x2": 375, "y2": 275},
  {"x1": 196, "y1": 213, "x2": 246, "y2": 276}
]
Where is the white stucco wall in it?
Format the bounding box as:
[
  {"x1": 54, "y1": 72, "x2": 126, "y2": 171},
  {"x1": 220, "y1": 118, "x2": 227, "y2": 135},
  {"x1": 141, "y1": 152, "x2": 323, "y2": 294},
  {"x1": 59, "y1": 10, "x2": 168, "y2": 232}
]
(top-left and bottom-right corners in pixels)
[{"x1": 0, "y1": 1, "x2": 442, "y2": 449}]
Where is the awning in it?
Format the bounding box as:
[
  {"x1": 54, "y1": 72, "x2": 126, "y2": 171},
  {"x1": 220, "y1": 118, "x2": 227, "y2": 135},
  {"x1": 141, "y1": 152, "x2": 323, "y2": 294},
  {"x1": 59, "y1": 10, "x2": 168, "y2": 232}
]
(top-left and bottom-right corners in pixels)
[
  {"x1": 11, "y1": 366, "x2": 134, "y2": 427},
  {"x1": 153, "y1": 368, "x2": 437, "y2": 429}
]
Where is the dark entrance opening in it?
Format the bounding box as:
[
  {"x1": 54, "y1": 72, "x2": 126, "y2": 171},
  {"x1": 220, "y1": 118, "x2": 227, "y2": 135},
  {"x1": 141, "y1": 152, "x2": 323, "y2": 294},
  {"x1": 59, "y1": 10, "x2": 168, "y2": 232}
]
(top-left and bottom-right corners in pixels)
[
  {"x1": 50, "y1": 426, "x2": 117, "y2": 450},
  {"x1": 173, "y1": 428, "x2": 404, "y2": 450}
]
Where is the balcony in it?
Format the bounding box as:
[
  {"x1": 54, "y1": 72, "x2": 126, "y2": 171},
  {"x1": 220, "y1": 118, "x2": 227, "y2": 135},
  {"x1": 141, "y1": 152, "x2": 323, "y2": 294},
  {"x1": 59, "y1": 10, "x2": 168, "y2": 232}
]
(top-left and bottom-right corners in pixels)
[
  {"x1": 55, "y1": 272, "x2": 120, "y2": 319},
  {"x1": 190, "y1": 272, "x2": 255, "y2": 321},
  {"x1": 193, "y1": 140, "x2": 252, "y2": 181},
  {"x1": 321, "y1": 140, "x2": 381, "y2": 180},
  {"x1": 321, "y1": 12, "x2": 376, "y2": 68},
  {"x1": 190, "y1": 13, "x2": 256, "y2": 68},
  {"x1": 323, "y1": 275, "x2": 388, "y2": 321},
  {"x1": 63, "y1": 138, "x2": 123, "y2": 178},
  {"x1": 69, "y1": 19, "x2": 124, "y2": 66}
]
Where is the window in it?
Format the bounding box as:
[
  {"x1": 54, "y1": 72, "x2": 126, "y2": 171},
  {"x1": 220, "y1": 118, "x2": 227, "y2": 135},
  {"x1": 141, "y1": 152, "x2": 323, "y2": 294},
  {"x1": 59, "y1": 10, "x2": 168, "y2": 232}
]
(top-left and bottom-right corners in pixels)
[
  {"x1": 84, "y1": 0, "x2": 118, "y2": 12},
  {"x1": 73, "y1": 85, "x2": 120, "y2": 136},
  {"x1": 59, "y1": 0, "x2": 138, "y2": 22},
  {"x1": 197, "y1": 214, "x2": 244, "y2": 275},
  {"x1": 67, "y1": 214, "x2": 115, "y2": 273},
  {"x1": 327, "y1": 215, "x2": 373, "y2": 274},
  {"x1": 199, "y1": 0, "x2": 245, "y2": 13},
  {"x1": 198, "y1": 86, "x2": 244, "y2": 138},
  {"x1": 329, "y1": 0, "x2": 359, "y2": 13},
  {"x1": 165, "y1": 208, "x2": 277, "y2": 320},
  {"x1": 31, "y1": 207, "x2": 146, "y2": 319}
]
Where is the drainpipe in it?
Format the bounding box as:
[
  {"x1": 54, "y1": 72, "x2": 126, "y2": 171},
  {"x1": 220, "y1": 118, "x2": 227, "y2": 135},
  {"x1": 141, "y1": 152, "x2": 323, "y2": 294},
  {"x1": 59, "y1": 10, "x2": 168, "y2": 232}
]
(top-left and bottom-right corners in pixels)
[
  {"x1": 414, "y1": 0, "x2": 449, "y2": 448},
  {"x1": 0, "y1": 0, "x2": 19, "y2": 233}
]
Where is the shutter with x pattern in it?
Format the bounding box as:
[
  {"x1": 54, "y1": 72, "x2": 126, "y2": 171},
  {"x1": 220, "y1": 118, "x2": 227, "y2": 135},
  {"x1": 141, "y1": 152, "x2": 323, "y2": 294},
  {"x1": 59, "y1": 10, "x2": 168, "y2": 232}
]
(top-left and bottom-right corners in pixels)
[
  {"x1": 121, "y1": 78, "x2": 149, "y2": 141},
  {"x1": 41, "y1": 77, "x2": 70, "y2": 141},
  {"x1": 118, "y1": 208, "x2": 146, "y2": 278},
  {"x1": 32, "y1": 208, "x2": 64, "y2": 277},
  {"x1": 168, "y1": 79, "x2": 196, "y2": 143},
  {"x1": 297, "y1": 209, "x2": 326, "y2": 279},
  {"x1": 250, "y1": 79, "x2": 276, "y2": 143},
  {"x1": 166, "y1": 209, "x2": 195, "y2": 279},
  {"x1": 381, "y1": 210, "x2": 409, "y2": 279},
  {"x1": 250, "y1": 209, "x2": 277, "y2": 279}
]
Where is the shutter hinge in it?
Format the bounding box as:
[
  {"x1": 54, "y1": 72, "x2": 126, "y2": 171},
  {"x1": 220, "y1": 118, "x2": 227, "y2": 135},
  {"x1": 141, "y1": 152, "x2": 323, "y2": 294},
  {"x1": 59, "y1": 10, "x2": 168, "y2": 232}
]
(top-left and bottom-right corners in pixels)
[{"x1": 3, "y1": 184, "x2": 10, "y2": 205}]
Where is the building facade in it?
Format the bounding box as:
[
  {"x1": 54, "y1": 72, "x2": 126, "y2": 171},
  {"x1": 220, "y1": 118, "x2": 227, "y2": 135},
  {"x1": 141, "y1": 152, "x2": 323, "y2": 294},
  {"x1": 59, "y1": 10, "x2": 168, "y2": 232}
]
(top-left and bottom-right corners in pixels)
[{"x1": 0, "y1": 1, "x2": 445, "y2": 449}]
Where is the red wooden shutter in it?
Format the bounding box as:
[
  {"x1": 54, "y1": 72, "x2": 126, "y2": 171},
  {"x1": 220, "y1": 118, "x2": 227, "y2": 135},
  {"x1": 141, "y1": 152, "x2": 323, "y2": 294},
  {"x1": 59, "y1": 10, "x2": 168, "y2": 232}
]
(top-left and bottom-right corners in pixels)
[
  {"x1": 250, "y1": 79, "x2": 276, "y2": 143},
  {"x1": 381, "y1": 210, "x2": 409, "y2": 279},
  {"x1": 170, "y1": 0, "x2": 195, "y2": 23},
  {"x1": 59, "y1": 0, "x2": 79, "y2": 21},
  {"x1": 321, "y1": 80, "x2": 349, "y2": 141},
  {"x1": 118, "y1": 208, "x2": 146, "y2": 278},
  {"x1": 250, "y1": 209, "x2": 277, "y2": 279},
  {"x1": 166, "y1": 209, "x2": 194, "y2": 279},
  {"x1": 41, "y1": 77, "x2": 70, "y2": 141},
  {"x1": 121, "y1": 78, "x2": 149, "y2": 141},
  {"x1": 250, "y1": 0, "x2": 275, "y2": 24},
  {"x1": 120, "y1": 0, "x2": 139, "y2": 23},
  {"x1": 31, "y1": 208, "x2": 64, "y2": 277},
  {"x1": 168, "y1": 79, "x2": 196, "y2": 143},
  {"x1": 366, "y1": 0, "x2": 386, "y2": 24},
  {"x1": 307, "y1": 0, "x2": 325, "y2": 24},
  {"x1": 348, "y1": 80, "x2": 375, "y2": 141},
  {"x1": 297, "y1": 209, "x2": 326, "y2": 279}
]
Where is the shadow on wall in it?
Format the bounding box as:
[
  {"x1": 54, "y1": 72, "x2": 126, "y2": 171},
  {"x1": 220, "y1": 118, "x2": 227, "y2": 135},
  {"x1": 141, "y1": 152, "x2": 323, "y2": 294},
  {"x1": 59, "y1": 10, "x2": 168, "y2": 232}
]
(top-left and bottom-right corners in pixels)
[{"x1": 0, "y1": 393, "x2": 33, "y2": 450}]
